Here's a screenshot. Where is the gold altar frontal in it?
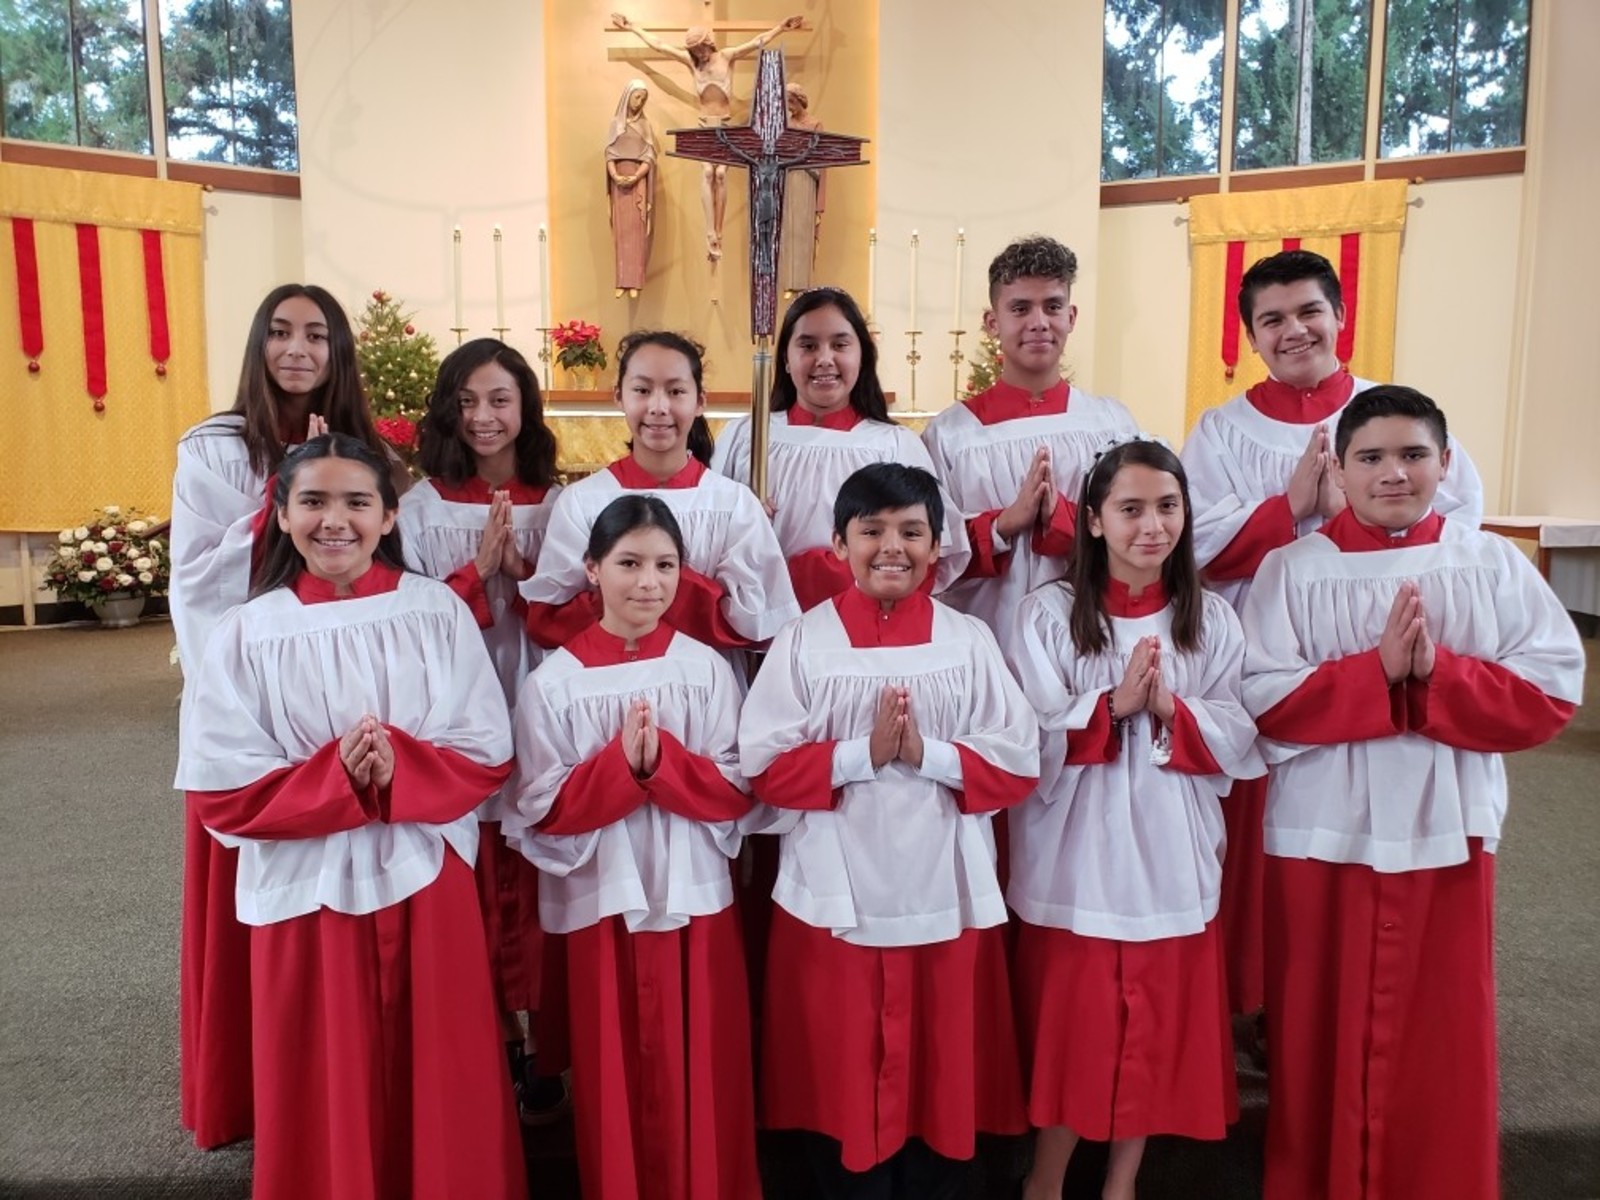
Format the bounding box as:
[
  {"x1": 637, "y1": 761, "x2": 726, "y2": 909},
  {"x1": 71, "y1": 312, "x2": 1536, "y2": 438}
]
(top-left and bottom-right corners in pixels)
[{"x1": 548, "y1": 390, "x2": 923, "y2": 476}]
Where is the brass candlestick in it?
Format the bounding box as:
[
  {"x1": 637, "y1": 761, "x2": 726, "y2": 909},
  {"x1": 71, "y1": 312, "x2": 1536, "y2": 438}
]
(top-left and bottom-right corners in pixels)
[
  {"x1": 450, "y1": 327, "x2": 467, "y2": 346},
  {"x1": 537, "y1": 327, "x2": 554, "y2": 390},
  {"x1": 905, "y1": 330, "x2": 923, "y2": 409},
  {"x1": 492, "y1": 327, "x2": 510, "y2": 342},
  {"x1": 949, "y1": 329, "x2": 967, "y2": 403}
]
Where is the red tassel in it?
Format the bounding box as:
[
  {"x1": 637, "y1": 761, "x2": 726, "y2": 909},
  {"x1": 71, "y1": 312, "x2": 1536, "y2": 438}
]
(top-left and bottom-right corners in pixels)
[
  {"x1": 1221, "y1": 239, "x2": 1245, "y2": 380},
  {"x1": 75, "y1": 224, "x2": 108, "y2": 402},
  {"x1": 1337, "y1": 232, "x2": 1360, "y2": 364},
  {"x1": 1282, "y1": 237, "x2": 1301, "y2": 251},
  {"x1": 12, "y1": 218, "x2": 44, "y2": 370},
  {"x1": 141, "y1": 228, "x2": 171, "y2": 374}
]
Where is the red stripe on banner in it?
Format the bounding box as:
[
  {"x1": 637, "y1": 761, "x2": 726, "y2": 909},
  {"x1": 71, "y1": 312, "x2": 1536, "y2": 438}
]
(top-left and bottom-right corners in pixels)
[
  {"x1": 1282, "y1": 237, "x2": 1302, "y2": 251},
  {"x1": 1337, "y1": 231, "x2": 1360, "y2": 363},
  {"x1": 13, "y1": 218, "x2": 45, "y2": 361},
  {"x1": 1221, "y1": 239, "x2": 1246, "y2": 379},
  {"x1": 76, "y1": 223, "x2": 108, "y2": 402},
  {"x1": 141, "y1": 229, "x2": 171, "y2": 365}
]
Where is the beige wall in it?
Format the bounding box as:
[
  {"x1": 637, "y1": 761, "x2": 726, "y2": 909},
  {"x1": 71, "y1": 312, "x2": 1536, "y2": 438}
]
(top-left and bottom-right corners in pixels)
[{"x1": 201, "y1": 190, "x2": 306, "y2": 412}]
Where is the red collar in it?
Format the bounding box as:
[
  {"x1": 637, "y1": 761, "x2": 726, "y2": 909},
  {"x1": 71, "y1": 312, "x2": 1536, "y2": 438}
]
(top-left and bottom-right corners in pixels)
[
  {"x1": 832, "y1": 584, "x2": 934, "y2": 647},
  {"x1": 1104, "y1": 575, "x2": 1169, "y2": 618},
  {"x1": 608, "y1": 455, "x2": 707, "y2": 489},
  {"x1": 1322, "y1": 506, "x2": 1445, "y2": 552},
  {"x1": 963, "y1": 378, "x2": 1070, "y2": 426},
  {"x1": 291, "y1": 561, "x2": 403, "y2": 604},
  {"x1": 429, "y1": 476, "x2": 550, "y2": 505},
  {"x1": 566, "y1": 619, "x2": 676, "y2": 666},
  {"x1": 1245, "y1": 368, "x2": 1353, "y2": 424},
  {"x1": 786, "y1": 405, "x2": 863, "y2": 431}
]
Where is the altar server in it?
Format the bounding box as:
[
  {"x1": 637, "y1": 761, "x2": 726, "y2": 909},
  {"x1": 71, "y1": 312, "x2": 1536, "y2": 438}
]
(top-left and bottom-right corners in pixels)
[
  {"x1": 922, "y1": 236, "x2": 1137, "y2": 646},
  {"x1": 1241, "y1": 386, "x2": 1582, "y2": 1200},
  {"x1": 741, "y1": 463, "x2": 1036, "y2": 1198},
  {"x1": 501, "y1": 494, "x2": 759, "y2": 1200},
  {"x1": 178, "y1": 434, "x2": 525, "y2": 1200},
  {"x1": 712, "y1": 286, "x2": 970, "y2": 609},
  {"x1": 1181, "y1": 249, "x2": 1484, "y2": 1014},
  {"x1": 1007, "y1": 437, "x2": 1258, "y2": 1200},
  {"x1": 398, "y1": 337, "x2": 566, "y2": 1115},
  {"x1": 167, "y1": 284, "x2": 389, "y2": 1149},
  {"x1": 523, "y1": 330, "x2": 799, "y2": 653}
]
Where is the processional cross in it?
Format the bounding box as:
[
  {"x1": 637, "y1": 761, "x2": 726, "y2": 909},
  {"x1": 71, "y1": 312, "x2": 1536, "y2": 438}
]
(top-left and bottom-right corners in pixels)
[{"x1": 667, "y1": 50, "x2": 868, "y2": 498}]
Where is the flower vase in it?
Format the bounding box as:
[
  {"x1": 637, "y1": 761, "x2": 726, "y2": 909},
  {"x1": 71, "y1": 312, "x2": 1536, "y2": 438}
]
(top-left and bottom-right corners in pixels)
[
  {"x1": 566, "y1": 366, "x2": 599, "y2": 392},
  {"x1": 91, "y1": 593, "x2": 145, "y2": 628}
]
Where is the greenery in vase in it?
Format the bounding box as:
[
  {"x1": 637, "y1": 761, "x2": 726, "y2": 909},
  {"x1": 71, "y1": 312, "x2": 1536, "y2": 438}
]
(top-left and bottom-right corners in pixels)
[
  {"x1": 552, "y1": 320, "x2": 608, "y2": 372},
  {"x1": 45, "y1": 506, "x2": 170, "y2": 604}
]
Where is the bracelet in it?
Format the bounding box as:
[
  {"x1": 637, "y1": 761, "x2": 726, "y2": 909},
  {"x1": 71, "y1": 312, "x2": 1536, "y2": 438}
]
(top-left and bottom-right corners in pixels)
[{"x1": 1106, "y1": 690, "x2": 1127, "y2": 728}]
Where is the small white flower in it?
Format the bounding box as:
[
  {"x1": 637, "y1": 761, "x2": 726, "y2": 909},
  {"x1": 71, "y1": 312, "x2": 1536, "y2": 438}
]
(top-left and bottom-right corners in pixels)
[
  {"x1": 104, "y1": 505, "x2": 120, "y2": 516},
  {"x1": 102, "y1": 526, "x2": 119, "y2": 539},
  {"x1": 150, "y1": 539, "x2": 164, "y2": 552},
  {"x1": 133, "y1": 556, "x2": 153, "y2": 570},
  {"x1": 117, "y1": 573, "x2": 134, "y2": 587},
  {"x1": 138, "y1": 571, "x2": 154, "y2": 585},
  {"x1": 74, "y1": 526, "x2": 90, "y2": 541},
  {"x1": 95, "y1": 556, "x2": 114, "y2": 571},
  {"x1": 59, "y1": 529, "x2": 73, "y2": 543},
  {"x1": 146, "y1": 514, "x2": 161, "y2": 524},
  {"x1": 77, "y1": 570, "x2": 96, "y2": 583},
  {"x1": 127, "y1": 520, "x2": 148, "y2": 534},
  {"x1": 79, "y1": 540, "x2": 95, "y2": 553},
  {"x1": 93, "y1": 542, "x2": 108, "y2": 554}
]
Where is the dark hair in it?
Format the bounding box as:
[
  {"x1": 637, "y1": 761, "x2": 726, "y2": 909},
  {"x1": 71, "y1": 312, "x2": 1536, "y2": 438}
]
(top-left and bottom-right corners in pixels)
[
  {"x1": 1334, "y1": 384, "x2": 1449, "y2": 461},
  {"x1": 832, "y1": 462, "x2": 945, "y2": 544},
  {"x1": 1068, "y1": 439, "x2": 1202, "y2": 656},
  {"x1": 614, "y1": 330, "x2": 716, "y2": 466},
  {"x1": 416, "y1": 338, "x2": 559, "y2": 486},
  {"x1": 584, "y1": 494, "x2": 687, "y2": 564},
  {"x1": 772, "y1": 288, "x2": 891, "y2": 423},
  {"x1": 252, "y1": 434, "x2": 407, "y2": 597},
  {"x1": 988, "y1": 235, "x2": 1078, "y2": 305},
  {"x1": 1238, "y1": 250, "x2": 1343, "y2": 331},
  {"x1": 231, "y1": 284, "x2": 383, "y2": 477}
]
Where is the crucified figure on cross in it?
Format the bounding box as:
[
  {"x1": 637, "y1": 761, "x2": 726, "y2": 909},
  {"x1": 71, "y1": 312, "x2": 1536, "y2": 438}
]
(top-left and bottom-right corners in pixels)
[{"x1": 610, "y1": 11, "x2": 803, "y2": 262}]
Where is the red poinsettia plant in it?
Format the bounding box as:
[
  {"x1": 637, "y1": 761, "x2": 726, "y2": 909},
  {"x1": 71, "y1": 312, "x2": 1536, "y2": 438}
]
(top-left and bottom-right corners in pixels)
[
  {"x1": 45, "y1": 506, "x2": 171, "y2": 604},
  {"x1": 552, "y1": 320, "x2": 607, "y2": 371}
]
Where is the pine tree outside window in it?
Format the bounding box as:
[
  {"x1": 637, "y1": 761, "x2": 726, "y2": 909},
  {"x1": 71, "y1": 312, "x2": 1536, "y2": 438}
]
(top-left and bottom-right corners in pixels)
[
  {"x1": 1103, "y1": 0, "x2": 1226, "y2": 180},
  {"x1": 1380, "y1": 0, "x2": 1528, "y2": 158},
  {"x1": 0, "y1": 0, "x2": 154, "y2": 153}
]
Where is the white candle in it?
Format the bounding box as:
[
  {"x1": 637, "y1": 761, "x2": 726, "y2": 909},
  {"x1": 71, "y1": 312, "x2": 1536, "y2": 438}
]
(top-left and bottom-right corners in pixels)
[
  {"x1": 452, "y1": 225, "x2": 464, "y2": 329},
  {"x1": 909, "y1": 230, "x2": 919, "y2": 331},
  {"x1": 493, "y1": 225, "x2": 505, "y2": 330},
  {"x1": 538, "y1": 224, "x2": 551, "y2": 329},
  {"x1": 867, "y1": 227, "x2": 877, "y2": 324},
  {"x1": 951, "y1": 227, "x2": 965, "y2": 331}
]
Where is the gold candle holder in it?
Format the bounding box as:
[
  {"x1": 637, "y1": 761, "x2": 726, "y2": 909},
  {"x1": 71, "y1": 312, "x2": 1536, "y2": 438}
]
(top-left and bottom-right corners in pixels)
[
  {"x1": 949, "y1": 329, "x2": 967, "y2": 403},
  {"x1": 537, "y1": 327, "x2": 555, "y2": 390},
  {"x1": 905, "y1": 330, "x2": 923, "y2": 409},
  {"x1": 450, "y1": 327, "x2": 467, "y2": 346}
]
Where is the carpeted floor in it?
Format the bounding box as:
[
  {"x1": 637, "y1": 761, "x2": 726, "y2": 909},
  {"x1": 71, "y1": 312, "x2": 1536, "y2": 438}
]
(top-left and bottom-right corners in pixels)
[{"x1": 0, "y1": 619, "x2": 1596, "y2": 1198}]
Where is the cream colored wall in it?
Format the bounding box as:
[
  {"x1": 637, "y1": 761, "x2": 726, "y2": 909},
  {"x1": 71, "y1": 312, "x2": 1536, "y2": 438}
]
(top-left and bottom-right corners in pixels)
[
  {"x1": 1095, "y1": 175, "x2": 1525, "y2": 503},
  {"x1": 201, "y1": 190, "x2": 305, "y2": 412},
  {"x1": 1508, "y1": 0, "x2": 1600, "y2": 518},
  {"x1": 878, "y1": 0, "x2": 1104, "y2": 408},
  {"x1": 291, "y1": 0, "x2": 550, "y2": 365}
]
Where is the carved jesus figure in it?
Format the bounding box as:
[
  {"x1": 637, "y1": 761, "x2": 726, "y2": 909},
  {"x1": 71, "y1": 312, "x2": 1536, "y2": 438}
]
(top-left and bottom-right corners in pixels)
[{"x1": 610, "y1": 11, "x2": 803, "y2": 262}]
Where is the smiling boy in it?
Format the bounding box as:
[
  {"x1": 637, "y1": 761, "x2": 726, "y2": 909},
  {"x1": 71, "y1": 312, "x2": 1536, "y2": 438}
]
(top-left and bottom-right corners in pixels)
[
  {"x1": 923, "y1": 236, "x2": 1137, "y2": 647},
  {"x1": 740, "y1": 463, "x2": 1038, "y2": 1198},
  {"x1": 1240, "y1": 386, "x2": 1584, "y2": 1200}
]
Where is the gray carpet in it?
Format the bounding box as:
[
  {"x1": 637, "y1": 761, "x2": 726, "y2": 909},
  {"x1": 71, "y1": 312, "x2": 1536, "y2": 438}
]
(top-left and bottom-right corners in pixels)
[{"x1": 0, "y1": 620, "x2": 1595, "y2": 1198}]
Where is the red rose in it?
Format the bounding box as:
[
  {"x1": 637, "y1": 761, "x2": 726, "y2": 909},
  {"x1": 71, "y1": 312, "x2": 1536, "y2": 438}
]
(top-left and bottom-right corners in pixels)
[
  {"x1": 107, "y1": 541, "x2": 124, "y2": 554},
  {"x1": 81, "y1": 551, "x2": 96, "y2": 564},
  {"x1": 98, "y1": 576, "x2": 118, "y2": 591}
]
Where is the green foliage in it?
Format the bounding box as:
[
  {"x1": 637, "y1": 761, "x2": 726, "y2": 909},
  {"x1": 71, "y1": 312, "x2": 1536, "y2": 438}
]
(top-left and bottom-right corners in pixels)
[
  {"x1": 1233, "y1": 0, "x2": 1370, "y2": 170},
  {"x1": 1102, "y1": 0, "x2": 1224, "y2": 180},
  {"x1": 1381, "y1": 0, "x2": 1528, "y2": 156},
  {"x1": 1, "y1": 0, "x2": 152, "y2": 151},
  {"x1": 963, "y1": 330, "x2": 1003, "y2": 399},
  {"x1": 160, "y1": 0, "x2": 299, "y2": 169},
  {"x1": 356, "y1": 291, "x2": 440, "y2": 419}
]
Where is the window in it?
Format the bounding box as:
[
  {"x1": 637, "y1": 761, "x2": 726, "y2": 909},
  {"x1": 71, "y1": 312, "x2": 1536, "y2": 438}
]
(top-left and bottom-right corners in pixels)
[
  {"x1": 1, "y1": 0, "x2": 298, "y2": 176},
  {"x1": 1102, "y1": 0, "x2": 1530, "y2": 189}
]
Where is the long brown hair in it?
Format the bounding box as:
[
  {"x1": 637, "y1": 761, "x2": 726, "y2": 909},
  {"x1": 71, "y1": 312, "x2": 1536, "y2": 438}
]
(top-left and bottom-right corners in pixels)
[
  {"x1": 231, "y1": 284, "x2": 383, "y2": 476},
  {"x1": 1067, "y1": 439, "x2": 1202, "y2": 657},
  {"x1": 417, "y1": 338, "x2": 559, "y2": 486}
]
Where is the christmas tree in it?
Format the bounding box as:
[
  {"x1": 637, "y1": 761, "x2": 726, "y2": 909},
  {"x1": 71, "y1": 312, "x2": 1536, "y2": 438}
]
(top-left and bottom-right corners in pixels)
[
  {"x1": 963, "y1": 329, "x2": 1003, "y2": 398},
  {"x1": 355, "y1": 289, "x2": 440, "y2": 459}
]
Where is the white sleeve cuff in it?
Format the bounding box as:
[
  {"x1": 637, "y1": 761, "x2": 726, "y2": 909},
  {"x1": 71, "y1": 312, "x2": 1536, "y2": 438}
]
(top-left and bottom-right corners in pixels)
[
  {"x1": 832, "y1": 737, "x2": 877, "y2": 786},
  {"x1": 990, "y1": 523, "x2": 1011, "y2": 552},
  {"x1": 916, "y1": 738, "x2": 964, "y2": 788}
]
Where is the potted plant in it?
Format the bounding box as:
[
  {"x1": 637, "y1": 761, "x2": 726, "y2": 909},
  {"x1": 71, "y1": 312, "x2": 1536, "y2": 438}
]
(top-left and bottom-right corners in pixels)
[
  {"x1": 552, "y1": 319, "x2": 608, "y2": 390},
  {"x1": 44, "y1": 506, "x2": 171, "y2": 627}
]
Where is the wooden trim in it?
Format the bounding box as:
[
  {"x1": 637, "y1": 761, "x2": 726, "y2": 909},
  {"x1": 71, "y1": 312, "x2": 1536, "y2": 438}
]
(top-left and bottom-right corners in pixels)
[
  {"x1": 165, "y1": 161, "x2": 301, "y2": 197},
  {"x1": 1100, "y1": 176, "x2": 1221, "y2": 208},
  {"x1": 1373, "y1": 148, "x2": 1525, "y2": 183},
  {"x1": 1228, "y1": 163, "x2": 1366, "y2": 193},
  {"x1": 0, "y1": 140, "x2": 158, "y2": 178}
]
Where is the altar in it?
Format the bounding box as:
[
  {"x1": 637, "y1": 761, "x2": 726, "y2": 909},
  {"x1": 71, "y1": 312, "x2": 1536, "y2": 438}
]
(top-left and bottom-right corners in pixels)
[{"x1": 1482, "y1": 515, "x2": 1600, "y2": 618}]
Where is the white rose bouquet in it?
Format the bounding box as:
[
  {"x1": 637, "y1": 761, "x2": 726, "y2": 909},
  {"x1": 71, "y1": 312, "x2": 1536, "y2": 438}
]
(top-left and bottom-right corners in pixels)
[{"x1": 44, "y1": 505, "x2": 171, "y2": 605}]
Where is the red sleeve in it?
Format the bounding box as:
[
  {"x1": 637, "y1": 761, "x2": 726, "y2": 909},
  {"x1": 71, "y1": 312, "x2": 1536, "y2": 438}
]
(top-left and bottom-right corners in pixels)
[
  {"x1": 950, "y1": 743, "x2": 1037, "y2": 815},
  {"x1": 751, "y1": 741, "x2": 842, "y2": 811},
  {"x1": 1030, "y1": 495, "x2": 1077, "y2": 558},
  {"x1": 445, "y1": 561, "x2": 494, "y2": 629},
  {"x1": 379, "y1": 726, "x2": 512, "y2": 825},
  {"x1": 644, "y1": 729, "x2": 753, "y2": 822},
  {"x1": 1203, "y1": 494, "x2": 1297, "y2": 583},
  {"x1": 525, "y1": 590, "x2": 600, "y2": 649},
  {"x1": 1065, "y1": 692, "x2": 1121, "y2": 765},
  {"x1": 664, "y1": 565, "x2": 756, "y2": 649},
  {"x1": 187, "y1": 740, "x2": 377, "y2": 839},
  {"x1": 1163, "y1": 698, "x2": 1224, "y2": 775},
  {"x1": 960, "y1": 510, "x2": 1013, "y2": 580},
  {"x1": 1256, "y1": 649, "x2": 1405, "y2": 745},
  {"x1": 1406, "y1": 648, "x2": 1578, "y2": 754},
  {"x1": 538, "y1": 736, "x2": 648, "y2": 834}
]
